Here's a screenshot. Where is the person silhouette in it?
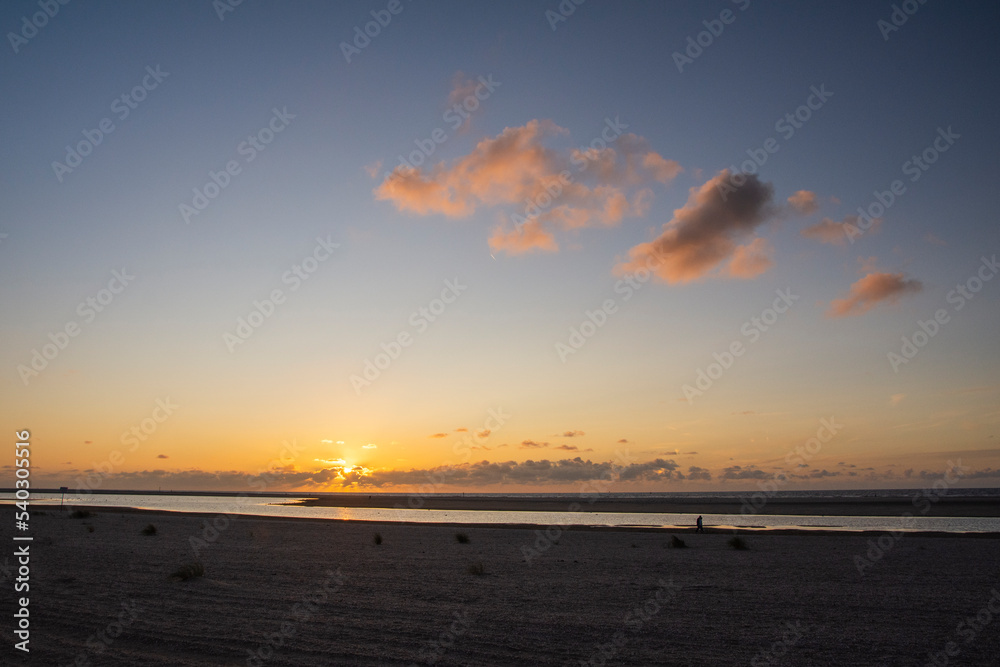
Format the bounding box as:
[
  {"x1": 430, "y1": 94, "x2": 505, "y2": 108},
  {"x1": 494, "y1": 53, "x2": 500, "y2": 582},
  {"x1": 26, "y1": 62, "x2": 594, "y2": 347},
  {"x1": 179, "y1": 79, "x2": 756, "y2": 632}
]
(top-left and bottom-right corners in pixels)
[{"x1": 696, "y1": 515, "x2": 704, "y2": 533}]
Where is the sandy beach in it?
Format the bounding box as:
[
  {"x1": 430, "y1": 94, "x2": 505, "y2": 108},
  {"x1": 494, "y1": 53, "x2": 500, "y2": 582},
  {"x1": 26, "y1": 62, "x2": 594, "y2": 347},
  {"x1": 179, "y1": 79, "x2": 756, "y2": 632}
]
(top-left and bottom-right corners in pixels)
[{"x1": 5, "y1": 505, "x2": 1000, "y2": 666}]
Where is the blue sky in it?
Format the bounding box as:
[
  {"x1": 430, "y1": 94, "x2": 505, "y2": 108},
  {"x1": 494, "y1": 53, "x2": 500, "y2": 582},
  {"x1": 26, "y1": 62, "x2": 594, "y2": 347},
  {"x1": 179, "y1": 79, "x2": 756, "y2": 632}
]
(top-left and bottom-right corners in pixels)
[{"x1": 2, "y1": 0, "x2": 999, "y2": 492}]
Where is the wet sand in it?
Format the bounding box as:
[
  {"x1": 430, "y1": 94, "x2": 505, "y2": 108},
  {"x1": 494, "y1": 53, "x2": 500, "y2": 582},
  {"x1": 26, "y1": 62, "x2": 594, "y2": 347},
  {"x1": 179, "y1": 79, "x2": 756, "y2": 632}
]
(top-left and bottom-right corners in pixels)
[{"x1": 6, "y1": 505, "x2": 1000, "y2": 666}]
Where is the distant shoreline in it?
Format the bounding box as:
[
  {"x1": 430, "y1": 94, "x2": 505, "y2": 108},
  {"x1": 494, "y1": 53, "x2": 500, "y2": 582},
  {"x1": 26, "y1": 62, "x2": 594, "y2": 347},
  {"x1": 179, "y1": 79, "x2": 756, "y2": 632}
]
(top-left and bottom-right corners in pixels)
[
  {"x1": 17, "y1": 505, "x2": 1000, "y2": 538},
  {"x1": 287, "y1": 494, "x2": 1000, "y2": 517},
  {"x1": 8, "y1": 488, "x2": 1000, "y2": 517}
]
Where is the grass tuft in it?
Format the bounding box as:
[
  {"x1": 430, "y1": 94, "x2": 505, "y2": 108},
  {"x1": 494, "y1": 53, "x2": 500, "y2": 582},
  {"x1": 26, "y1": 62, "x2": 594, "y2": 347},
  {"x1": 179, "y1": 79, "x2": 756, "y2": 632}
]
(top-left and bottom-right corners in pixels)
[
  {"x1": 85, "y1": 524, "x2": 95, "y2": 533},
  {"x1": 170, "y1": 562, "x2": 205, "y2": 581},
  {"x1": 669, "y1": 535, "x2": 687, "y2": 548},
  {"x1": 373, "y1": 532, "x2": 383, "y2": 545},
  {"x1": 141, "y1": 524, "x2": 157, "y2": 536},
  {"x1": 455, "y1": 532, "x2": 470, "y2": 544},
  {"x1": 467, "y1": 562, "x2": 486, "y2": 576},
  {"x1": 70, "y1": 509, "x2": 93, "y2": 519},
  {"x1": 728, "y1": 536, "x2": 749, "y2": 550}
]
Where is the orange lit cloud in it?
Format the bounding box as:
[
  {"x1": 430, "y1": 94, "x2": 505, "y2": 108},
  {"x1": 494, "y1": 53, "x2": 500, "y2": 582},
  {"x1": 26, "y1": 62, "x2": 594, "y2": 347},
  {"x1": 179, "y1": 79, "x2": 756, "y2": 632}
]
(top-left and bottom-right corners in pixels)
[
  {"x1": 520, "y1": 440, "x2": 549, "y2": 449},
  {"x1": 827, "y1": 270, "x2": 923, "y2": 317},
  {"x1": 727, "y1": 237, "x2": 773, "y2": 278},
  {"x1": 560, "y1": 430, "x2": 585, "y2": 437},
  {"x1": 375, "y1": 120, "x2": 680, "y2": 255},
  {"x1": 787, "y1": 190, "x2": 818, "y2": 215},
  {"x1": 488, "y1": 219, "x2": 558, "y2": 255},
  {"x1": 428, "y1": 433, "x2": 448, "y2": 438},
  {"x1": 613, "y1": 170, "x2": 777, "y2": 284},
  {"x1": 802, "y1": 215, "x2": 881, "y2": 246}
]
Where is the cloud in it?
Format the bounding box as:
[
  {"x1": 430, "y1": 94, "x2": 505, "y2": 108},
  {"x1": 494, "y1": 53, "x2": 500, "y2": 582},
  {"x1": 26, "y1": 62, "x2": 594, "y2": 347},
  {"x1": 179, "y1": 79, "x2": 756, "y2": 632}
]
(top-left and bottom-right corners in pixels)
[
  {"x1": 363, "y1": 161, "x2": 382, "y2": 179},
  {"x1": 925, "y1": 232, "x2": 947, "y2": 246},
  {"x1": 687, "y1": 466, "x2": 712, "y2": 481},
  {"x1": 617, "y1": 438, "x2": 629, "y2": 443},
  {"x1": 488, "y1": 219, "x2": 558, "y2": 255},
  {"x1": 827, "y1": 270, "x2": 923, "y2": 317},
  {"x1": 802, "y1": 215, "x2": 880, "y2": 246},
  {"x1": 555, "y1": 444, "x2": 579, "y2": 451},
  {"x1": 362, "y1": 443, "x2": 377, "y2": 449},
  {"x1": 157, "y1": 454, "x2": 169, "y2": 459},
  {"x1": 520, "y1": 440, "x2": 549, "y2": 449},
  {"x1": 375, "y1": 120, "x2": 679, "y2": 255},
  {"x1": 476, "y1": 429, "x2": 491, "y2": 438},
  {"x1": 321, "y1": 439, "x2": 333, "y2": 444},
  {"x1": 613, "y1": 170, "x2": 777, "y2": 284},
  {"x1": 787, "y1": 190, "x2": 818, "y2": 215},
  {"x1": 890, "y1": 393, "x2": 905, "y2": 406},
  {"x1": 720, "y1": 465, "x2": 771, "y2": 480},
  {"x1": 352, "y1": 457, "x2": 681, "y2": 487},
  {"x1": 455, "y1": 427, "x2": 468, "y2": 432},
  {"x1": 726, "y1": 237, "x2": 773, "y2": 278},
  {"x1": 429, "y1": 433, "x2": 448, "y2": 439},
  {"x1": 560, "y1": 430, "x2": 585, "y2": 438}
]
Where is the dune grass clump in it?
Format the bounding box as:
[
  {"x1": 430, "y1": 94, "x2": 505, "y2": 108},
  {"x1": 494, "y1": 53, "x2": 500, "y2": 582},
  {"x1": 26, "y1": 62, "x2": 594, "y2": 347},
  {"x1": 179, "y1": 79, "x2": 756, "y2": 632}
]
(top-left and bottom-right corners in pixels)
[
  {"x1": 170, "y1": 562, "x2": 205, "y2": 581},
  {"x1": 373, "y1": 532, "x2": 383, "y2": 545},
  {"x1": 141, "y1": 524, "x2": 157, "y2": 536},
  {"x1": 70, "y1": 509, "x2": 93, "y2": 519},
  {"x1": 85, "y1": 524, "x2": 95, "y2": 533},
  {"x1": 728, "y1": 536, "x2": 749, "y2": 550},
  {"x1": 455, "y1": 532, "x2": 470, "y2": 544},
  {"x1": 669, "y1": 535, "x2": 687, "y2": 548},
  {"x1": 467, "y1": 562, "x2": 486, "y2": 576}
]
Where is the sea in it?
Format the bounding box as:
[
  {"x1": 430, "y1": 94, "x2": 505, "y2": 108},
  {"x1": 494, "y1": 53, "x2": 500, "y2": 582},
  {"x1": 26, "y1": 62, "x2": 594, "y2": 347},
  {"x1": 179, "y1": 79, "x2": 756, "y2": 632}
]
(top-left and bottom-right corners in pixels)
[{"x1": 4, "y1": 488, "x2": 999, "y2": 533}]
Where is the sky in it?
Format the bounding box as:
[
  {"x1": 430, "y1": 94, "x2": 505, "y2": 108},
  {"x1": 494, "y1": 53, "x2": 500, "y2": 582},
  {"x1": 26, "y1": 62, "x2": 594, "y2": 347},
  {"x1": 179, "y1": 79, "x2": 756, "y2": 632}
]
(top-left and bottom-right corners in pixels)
[{"x1": 2, "y1": 0, "x2": 999, "y2": 494}]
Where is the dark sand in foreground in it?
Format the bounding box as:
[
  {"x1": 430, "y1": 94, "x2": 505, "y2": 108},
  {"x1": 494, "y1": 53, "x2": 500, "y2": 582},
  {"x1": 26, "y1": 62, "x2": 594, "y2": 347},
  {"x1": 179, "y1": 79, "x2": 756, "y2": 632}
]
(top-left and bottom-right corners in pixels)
[{"x1": 5, "y1": 506, "x2": 1000, "y2": 666}]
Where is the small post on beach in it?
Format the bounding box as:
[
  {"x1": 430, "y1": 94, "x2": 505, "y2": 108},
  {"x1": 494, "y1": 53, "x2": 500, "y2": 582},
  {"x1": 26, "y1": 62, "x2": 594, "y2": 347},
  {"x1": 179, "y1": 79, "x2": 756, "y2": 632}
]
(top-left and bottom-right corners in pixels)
[{"x1": 59, "y1": 486, "x2": 68, "y2": 507}]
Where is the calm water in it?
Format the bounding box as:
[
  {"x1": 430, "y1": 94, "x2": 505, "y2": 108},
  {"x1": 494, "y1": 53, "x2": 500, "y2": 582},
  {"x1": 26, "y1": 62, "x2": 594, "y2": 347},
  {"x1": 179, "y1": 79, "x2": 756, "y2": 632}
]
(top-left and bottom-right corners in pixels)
[{"x1": 5, "y1": 492, "x2": 999, "y2": 533}]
